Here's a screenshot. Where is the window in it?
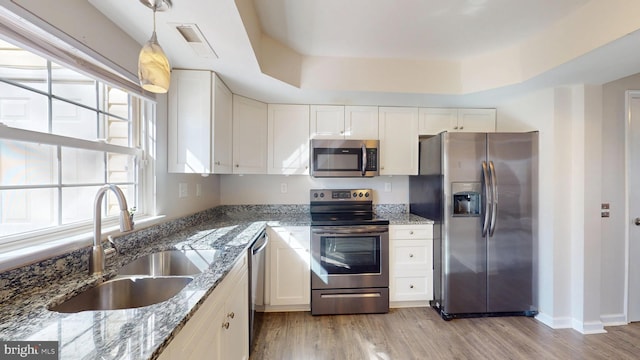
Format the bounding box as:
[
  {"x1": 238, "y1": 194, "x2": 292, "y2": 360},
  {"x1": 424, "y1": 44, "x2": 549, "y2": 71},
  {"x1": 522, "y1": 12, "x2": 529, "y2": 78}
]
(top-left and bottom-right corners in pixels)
[{"x1": 0, "y1": 39, "x2": 152, "y2": 245}]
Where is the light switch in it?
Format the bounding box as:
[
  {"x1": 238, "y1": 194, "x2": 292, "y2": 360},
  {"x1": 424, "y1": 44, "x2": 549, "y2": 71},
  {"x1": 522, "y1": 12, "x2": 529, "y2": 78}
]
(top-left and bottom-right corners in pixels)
[{"x1": 179, "y1": 183, "x2": 188, "y2": 198}]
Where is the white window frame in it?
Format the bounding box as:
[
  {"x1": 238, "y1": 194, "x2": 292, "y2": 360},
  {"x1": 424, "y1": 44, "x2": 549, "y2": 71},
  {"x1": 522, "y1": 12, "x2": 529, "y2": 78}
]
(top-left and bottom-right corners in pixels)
[{"x1": 0, "y1": 12, "x2": 157, "y2": 271}]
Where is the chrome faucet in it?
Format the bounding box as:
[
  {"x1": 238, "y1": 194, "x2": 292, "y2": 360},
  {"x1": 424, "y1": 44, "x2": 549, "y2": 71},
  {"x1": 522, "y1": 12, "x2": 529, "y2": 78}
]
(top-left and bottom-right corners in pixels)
[{"x1": 89, "y1": 184, "x2": 134, "y2": 275}]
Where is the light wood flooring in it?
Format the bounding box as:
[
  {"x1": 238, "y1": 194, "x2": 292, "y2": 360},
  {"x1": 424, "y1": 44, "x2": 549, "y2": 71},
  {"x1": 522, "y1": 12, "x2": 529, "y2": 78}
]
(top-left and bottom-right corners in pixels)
[{"x1": 250, "y1": 307, "x2": 640, "y2": 360}]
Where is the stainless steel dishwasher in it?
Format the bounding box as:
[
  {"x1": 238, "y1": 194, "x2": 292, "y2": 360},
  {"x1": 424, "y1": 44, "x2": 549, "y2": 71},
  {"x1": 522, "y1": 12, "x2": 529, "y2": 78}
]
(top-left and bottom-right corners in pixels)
[{"x1": 249, "y1": 229, "x2": 268, "y2": 352}]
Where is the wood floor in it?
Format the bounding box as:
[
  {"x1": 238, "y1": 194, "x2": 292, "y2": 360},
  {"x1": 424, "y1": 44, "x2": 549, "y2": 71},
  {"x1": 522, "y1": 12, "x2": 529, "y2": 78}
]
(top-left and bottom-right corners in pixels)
[{"x1": 250, "y1": 307, "x2": 640, "y2": 360}]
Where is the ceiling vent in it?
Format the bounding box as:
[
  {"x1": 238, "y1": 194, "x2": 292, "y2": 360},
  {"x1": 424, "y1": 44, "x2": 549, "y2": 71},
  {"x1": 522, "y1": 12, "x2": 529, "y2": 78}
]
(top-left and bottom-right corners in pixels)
[{"x1": 172, "y1": 23, "x2": 218, "y2": 59}]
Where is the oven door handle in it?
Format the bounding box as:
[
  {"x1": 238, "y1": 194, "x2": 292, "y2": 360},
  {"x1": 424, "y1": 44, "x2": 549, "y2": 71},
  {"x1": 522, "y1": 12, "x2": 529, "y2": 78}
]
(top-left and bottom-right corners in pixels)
[{"x1": 311, "y1": 226, "x2": 389, "y2": 235}]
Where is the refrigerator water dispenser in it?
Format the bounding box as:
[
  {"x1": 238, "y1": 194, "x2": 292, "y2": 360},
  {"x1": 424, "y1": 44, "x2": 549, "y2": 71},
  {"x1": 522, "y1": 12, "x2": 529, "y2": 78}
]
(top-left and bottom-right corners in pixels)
[{"x1": 452, "y1": 182, "x2": 481, "y2": 216}]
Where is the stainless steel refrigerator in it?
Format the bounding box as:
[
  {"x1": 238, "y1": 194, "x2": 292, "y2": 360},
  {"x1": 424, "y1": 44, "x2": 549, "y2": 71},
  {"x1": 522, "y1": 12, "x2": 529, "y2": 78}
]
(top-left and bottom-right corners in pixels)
[{"x1": 409, "y1": 132, "x2": 538, "y2": 320}]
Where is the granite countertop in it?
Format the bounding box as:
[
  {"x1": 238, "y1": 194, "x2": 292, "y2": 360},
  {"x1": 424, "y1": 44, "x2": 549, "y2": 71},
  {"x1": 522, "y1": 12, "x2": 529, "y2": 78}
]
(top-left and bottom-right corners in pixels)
[{"x1": 0, "y1": 207, "x2": 432, "y2": 360}]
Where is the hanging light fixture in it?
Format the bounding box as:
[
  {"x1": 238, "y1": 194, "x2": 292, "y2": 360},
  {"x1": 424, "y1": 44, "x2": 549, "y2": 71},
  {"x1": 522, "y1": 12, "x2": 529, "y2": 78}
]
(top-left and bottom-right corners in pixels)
[{"x1": 138, "y1": 0, "x2": 172, "y2": 93}]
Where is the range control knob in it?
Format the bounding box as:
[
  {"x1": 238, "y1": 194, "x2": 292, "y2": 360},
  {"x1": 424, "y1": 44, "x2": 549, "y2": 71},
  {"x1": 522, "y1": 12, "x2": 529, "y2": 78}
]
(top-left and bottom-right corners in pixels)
[
  {"x1": 365, "y1": 192, "x2": 370, "y2": 197},
  {"x1": 313, "y1": 193, "x2": 318, "y2": 198},
  {"x1": 359, "y1": 192, "x2": 363, "y2": 197},
  {"x1": 320, "y1": 193, "x2": 324, "y2": 198},
  {"x1": 353, "y1": 192, "x2": 357, "y2": 198}
]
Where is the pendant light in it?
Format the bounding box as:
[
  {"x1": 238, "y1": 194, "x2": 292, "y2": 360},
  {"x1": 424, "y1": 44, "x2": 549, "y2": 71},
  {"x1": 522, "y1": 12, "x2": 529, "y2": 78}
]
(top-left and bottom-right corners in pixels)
[{"x1": 138, "y1": 0, "x2": 171, "y2": 93}]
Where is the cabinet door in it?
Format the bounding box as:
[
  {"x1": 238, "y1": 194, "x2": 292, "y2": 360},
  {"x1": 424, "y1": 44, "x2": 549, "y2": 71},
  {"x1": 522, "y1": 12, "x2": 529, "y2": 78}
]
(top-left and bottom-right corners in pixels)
[
  {"x1": 168, "y1": 69, "x2": 212, "y2": 173},
  {"x1": 232, "y1": 95, "x2": 267, "y2": 174},
  {"x1": 378, "y1": 107, "x2": 419, "y2": 175},
  {"x1": 345, "y1": 105, "x2": 378, "y2": 139},
  {"x1": 457, "y1": 108, "x2": 497, "y2": 133},
  {"x1": 212, "y1": 75, "x2": 233, "y2": 173},
  {"x1": 267, "y1": 104, "x2": 310, "y2": 174},
  {"x1": 310, "y1": 105, "x2": 344, "y2": 139},
  {"x1": 268, "y1": 226, "x2": 310, "y2": 307},
  {"x1": 418, "y1": 108, "x2": 458, "y2": 135},
  {"x1": 223, "y1": 271, "x2": 249, "y2": 360}
]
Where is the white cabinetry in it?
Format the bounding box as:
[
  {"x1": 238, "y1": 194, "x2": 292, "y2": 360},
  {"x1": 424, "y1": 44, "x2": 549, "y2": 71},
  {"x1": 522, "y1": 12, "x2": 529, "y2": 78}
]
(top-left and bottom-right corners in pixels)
[
  {"x1": 232, "y1": 95, "x2": 267, "y2": 174},
  {"x1": 378, "y1": 107, "x2": 419, "y2": 175},
  {"x1": 168, "y1": 70, "x2": 232, "y2": 174},
  {"x1": 310, "y1": 105, "x2": 378, "y2": 139},
  {"x1": 419, "y1": 108, "x2": 496, "y2": 135},
  {"x1": 267, "y1": 104, "x2": 310, "y2": 174},
  {"x1": 265, "y1": 226, "x2": 310, "y2": 310},
  {"x1": 158, "y1": 254, "x2": 249, "y2": 360},
  {"x1": 389, "y1": 224, "x2": 433, "y2": 306}
]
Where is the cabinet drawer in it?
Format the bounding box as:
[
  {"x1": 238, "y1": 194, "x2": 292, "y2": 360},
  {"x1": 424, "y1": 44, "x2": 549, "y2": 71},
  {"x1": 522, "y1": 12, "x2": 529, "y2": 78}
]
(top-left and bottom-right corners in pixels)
[
  {"x1": 391, "y1": 273, "x2": 433, "y2": 302},
  {"x1": 392, "y1": 240, "x2": 432, "y2": 272},
  {"x1": 391, "y1": 226, "x2": 432, "y2": 240}
]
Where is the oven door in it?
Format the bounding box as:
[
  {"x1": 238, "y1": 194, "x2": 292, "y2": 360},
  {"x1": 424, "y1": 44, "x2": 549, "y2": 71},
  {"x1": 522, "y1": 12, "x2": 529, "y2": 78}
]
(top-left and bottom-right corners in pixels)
[{"x1": 311, "y1": 224, "x2": 389, "y2": 290}]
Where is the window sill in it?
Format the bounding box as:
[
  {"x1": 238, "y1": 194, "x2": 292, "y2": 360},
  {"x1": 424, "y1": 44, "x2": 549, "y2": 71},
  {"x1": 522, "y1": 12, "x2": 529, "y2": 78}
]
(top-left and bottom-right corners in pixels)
[{"x1": 0, "y1": 215, "x2": 166, "y2": 274}]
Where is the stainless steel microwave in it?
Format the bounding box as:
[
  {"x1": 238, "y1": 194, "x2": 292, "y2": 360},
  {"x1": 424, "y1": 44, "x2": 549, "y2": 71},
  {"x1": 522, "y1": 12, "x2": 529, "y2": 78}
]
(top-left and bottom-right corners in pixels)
[{"x1": 310, "y1": 139, "x2": 379, "y2": 177}]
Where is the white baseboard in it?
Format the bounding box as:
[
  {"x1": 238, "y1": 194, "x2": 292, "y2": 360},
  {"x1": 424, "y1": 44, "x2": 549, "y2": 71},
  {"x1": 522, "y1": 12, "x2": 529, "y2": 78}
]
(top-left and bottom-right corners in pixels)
[
  {"x1": 601, "y1": 313, "x2": 628, "y2": 327},
  {"x1": 573, "y1": 319, "x2": 607, "y2": 334},
  {"x1": 263, "y1": 304, "x2": 310, "y2": 312},
  {"x1": 535, "y1": 312, "x2": 572, "y2": 329},
  {"x1": 390, "y1": 301, "x2": 431, "y2": 309}
]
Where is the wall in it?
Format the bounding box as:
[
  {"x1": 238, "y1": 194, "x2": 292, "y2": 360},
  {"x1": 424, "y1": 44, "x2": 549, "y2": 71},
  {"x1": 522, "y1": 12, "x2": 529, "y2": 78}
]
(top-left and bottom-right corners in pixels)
[
  {"x1": 600, "y1": 73, "x2": 640, "y2": 323},
  {"x1": 219, "y1": 174, "x2": 408, "y2": 205}
]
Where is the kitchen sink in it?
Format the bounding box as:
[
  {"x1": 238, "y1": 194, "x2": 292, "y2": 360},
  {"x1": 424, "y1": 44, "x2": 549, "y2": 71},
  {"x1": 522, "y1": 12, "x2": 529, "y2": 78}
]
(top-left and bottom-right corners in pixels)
[
  {"x1": 49, "y1": 276, "x2": 193, "y2": 313},
  {"x1": 117, "y1": 249, "x2": 218, "y2": 276}
]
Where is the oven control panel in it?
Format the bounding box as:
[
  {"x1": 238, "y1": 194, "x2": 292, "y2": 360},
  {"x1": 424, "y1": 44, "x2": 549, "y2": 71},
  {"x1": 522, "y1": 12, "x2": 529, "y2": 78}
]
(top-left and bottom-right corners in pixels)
[{"x1": 310, "y1": 189, "x2": 372, "y2": 202}]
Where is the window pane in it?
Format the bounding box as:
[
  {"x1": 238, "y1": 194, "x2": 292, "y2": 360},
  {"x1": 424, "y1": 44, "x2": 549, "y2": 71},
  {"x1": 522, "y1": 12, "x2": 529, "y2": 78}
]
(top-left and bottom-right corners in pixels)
[
  {"x1": 0, "y1": 82, "x2": 49, "y2": 132},
  {"x1": 0, "y1": 39, "x2": 48, "y2": 92},
  {"x1": 107, "y1": 153, "x2": 135, "y2": 183},
  {"x1": 61, "y1": 148, "x2": 104, "y2": 184},
  {"x1": 51, "y1": 99, "x2": 99, "y2": 140},
  {"x1": 61, "y1": 186, "x2": 98, "y2": 224},
  {"x1": 0, "y1": 140, "x2": 58, "y2": 186},
  {"x1": 0, "y1": 188, "x2": 57, "y2": 236},
  {"x1": 110, "y1": 185, "x2": 136, "y2": 216},
  {"x1": 105, "y1": 117, "x2": 130, "y2": 146},
  {"x1": 101, "y1": 85, "x2": 129, "y2": 118},
  {"x1": 51, "y1": 64, "x2": 96, "y2": 108}
]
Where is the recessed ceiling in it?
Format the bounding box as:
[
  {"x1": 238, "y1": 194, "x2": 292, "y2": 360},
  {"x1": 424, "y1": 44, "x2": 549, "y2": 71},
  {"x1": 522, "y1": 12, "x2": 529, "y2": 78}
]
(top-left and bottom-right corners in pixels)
[
  {"x1": 253, "y1": 0, "x2": 590, "y2": 60},
  {"x1": 88, "y1": 0, "x2": 640, "y2": 106}
]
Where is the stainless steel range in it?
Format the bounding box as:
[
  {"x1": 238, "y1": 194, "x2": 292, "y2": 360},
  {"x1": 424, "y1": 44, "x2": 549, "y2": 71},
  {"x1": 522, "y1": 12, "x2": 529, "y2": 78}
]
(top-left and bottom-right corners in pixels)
[{"x1": 310, "y1": 189, "x2": 390, "y2": 315}]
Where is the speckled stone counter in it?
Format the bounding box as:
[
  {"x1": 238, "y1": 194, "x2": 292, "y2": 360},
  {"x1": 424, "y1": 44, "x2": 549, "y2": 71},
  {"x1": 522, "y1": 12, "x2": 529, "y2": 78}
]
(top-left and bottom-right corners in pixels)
[{"x1": 0, "y1": 205, "x2": 431, "y2": 359}]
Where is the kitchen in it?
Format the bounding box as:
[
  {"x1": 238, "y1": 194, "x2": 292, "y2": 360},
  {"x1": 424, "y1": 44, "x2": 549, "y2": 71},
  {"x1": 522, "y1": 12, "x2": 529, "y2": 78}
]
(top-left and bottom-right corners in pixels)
[{"x1": 1, "y1": 0, "x2": 640, "y2": 359}]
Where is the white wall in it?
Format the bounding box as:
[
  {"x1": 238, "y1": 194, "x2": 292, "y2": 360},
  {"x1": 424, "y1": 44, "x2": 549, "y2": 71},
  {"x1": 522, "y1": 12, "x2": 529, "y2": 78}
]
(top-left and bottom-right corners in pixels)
[
  {"x1": 220, "y1": 174, "x2": 408, "y2": 205},
  {"x1": 600, "y1": 73, "x2": 640, "y2": 323}
]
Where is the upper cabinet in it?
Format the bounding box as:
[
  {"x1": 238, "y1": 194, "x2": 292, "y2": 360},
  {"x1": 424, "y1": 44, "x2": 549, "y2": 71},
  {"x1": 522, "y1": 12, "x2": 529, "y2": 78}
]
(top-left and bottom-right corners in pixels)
[
  {"x1": 168, "y1": 70, "x2": 232, "y2": 174},
  {"x1": 378, "y1": 107, "x2": 419, "y2": 175},
  {"x1": 233, "y1": 95, "x2": 268, "y2": 174},
  {"x1": 267, "y1": 104, "x2": 310, "y2": 175},
  {"x1": 310, "y1": 105, "x2": 378, "y2": 139},
  {"x1": 419, "y1": 108, "x2": 496, "y2": 135},
  {"x1": 345, "y1": 106, "x2": 379, "y2": 139}
]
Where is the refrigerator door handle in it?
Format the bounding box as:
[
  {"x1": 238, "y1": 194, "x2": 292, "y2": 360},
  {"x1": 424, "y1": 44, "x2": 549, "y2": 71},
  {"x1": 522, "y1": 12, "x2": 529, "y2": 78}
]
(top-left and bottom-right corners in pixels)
[
  {"x1": 489, "y1": 161, "x2": 498, "y2": 237},
  {"x1": 482, "y1": 161, "x2": 491, "y2": 237}
]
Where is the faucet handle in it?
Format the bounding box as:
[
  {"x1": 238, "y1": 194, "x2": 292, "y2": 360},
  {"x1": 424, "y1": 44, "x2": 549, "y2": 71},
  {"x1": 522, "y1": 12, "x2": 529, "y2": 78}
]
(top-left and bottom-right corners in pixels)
[{"x1": 107, "y1": 235, "x2": 119, "y2": 255}]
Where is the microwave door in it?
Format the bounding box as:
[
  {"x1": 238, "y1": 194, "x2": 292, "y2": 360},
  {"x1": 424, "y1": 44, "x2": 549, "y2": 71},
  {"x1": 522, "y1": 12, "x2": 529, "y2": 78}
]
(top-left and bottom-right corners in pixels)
[{"x1": 361, "y1": 143, "x2": 367, "y2": 177}]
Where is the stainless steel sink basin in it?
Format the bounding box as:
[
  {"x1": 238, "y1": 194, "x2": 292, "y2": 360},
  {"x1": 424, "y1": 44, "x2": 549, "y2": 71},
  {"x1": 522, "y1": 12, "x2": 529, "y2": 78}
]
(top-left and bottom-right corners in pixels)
[
  {"x1": 117, "y1": 249, "x2": 218, "y2": 276},
  {"x1": 49, "y1": 276, "x2": 193, "y2": 313}
]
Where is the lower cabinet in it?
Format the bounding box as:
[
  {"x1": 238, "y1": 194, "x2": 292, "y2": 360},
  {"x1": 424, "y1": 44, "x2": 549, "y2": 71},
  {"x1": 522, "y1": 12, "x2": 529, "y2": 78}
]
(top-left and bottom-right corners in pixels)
[
  {"x1": 389, "y1": 224, "x2": 434, "y2": 306},
  {"x1": 158, "y1": 254, "x2": 248, "y2": 360},
  {"x1": 265, "y1": 226, "x2": 310, "y2": 310}
]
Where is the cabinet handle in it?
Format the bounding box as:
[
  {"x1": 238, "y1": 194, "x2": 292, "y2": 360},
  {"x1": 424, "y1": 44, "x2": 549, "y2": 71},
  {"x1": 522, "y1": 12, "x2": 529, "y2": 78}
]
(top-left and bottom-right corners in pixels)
[
  {"x1": 227, "y1": 312, "x2": 235, "y2": 319},
  {"x1": 222, "y1": 321, "x2": 230, "y2": 329},
  {"x1": 409, "y1": 231, "x2": 414, "y2": 235},
  {"x1": 410, "y1": 284, "x2": 414, "y2": 289},
  {"x1": 216, "y1": 161, "x2": 221, "y2": 165},
  {"x1": 459, "y1": 126, "x2": 464, "y2": 130},
  {"x1": 409, "y1": 254, "x2": 414, "y2": 258},
  {"x1": 453, "y1": 126, "x2": 458, "y2": 130},
  {"x1": 235, "y1": 164, "x2": 239, "y2": 167}
]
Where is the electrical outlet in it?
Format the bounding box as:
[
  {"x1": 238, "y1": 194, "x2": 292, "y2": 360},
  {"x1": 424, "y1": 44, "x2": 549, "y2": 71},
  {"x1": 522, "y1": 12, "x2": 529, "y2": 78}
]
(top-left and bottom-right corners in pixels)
[
  {"x1": 280, "y1": 183, "x2": 288, "y2": 193},
  {"x1": 196, "y1": 183, "x2": 202, "y2": 197},
  {"x1": 179, "y1": 183, "x2": 188, "y2": 198},
  {"x1": 384, "y1": 182, "x2": 392, "y2": 192}
]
